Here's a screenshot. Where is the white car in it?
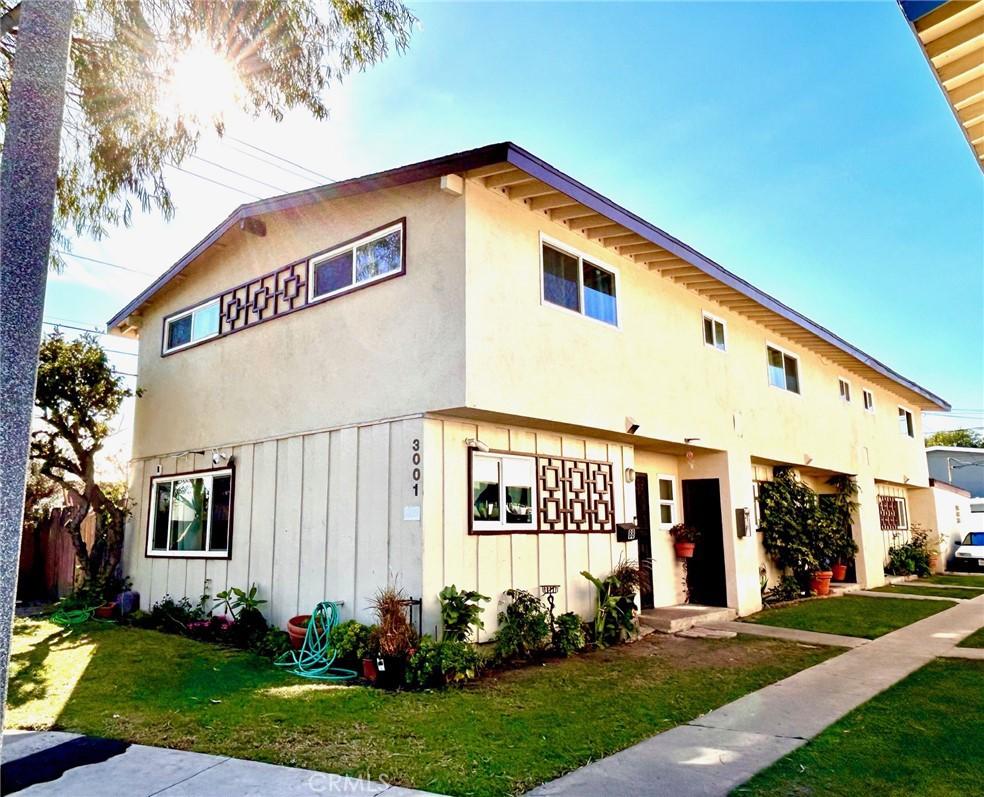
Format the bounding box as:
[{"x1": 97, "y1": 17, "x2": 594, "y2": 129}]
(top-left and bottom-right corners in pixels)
[{"x1": 953, "y1": 532, "x2": 984, "y2": 571}]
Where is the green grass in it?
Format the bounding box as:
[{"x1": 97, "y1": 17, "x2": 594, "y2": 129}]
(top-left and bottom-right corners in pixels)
[
  {"x1": 872, "y1": 584, "x2": 984, "y2": 600},
  {"x1": 921, "y1": 574, "x2": 984, "y2": 588},
  {"x1": 958, "y1": 627, "x2": 984, "y2": 648},
  {"x1": 732, "y1": 659, "x2": 984, "y2": 797},
  {"x1": 746, "y1": 595, "x2": 955, "y2": 639},
  {"x1": 5, "y1": 619, "x2": 836, "y2": 797}
]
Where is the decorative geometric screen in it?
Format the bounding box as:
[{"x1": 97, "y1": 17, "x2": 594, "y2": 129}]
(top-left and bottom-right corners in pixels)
[
  {"x1": 537, "y1": 456, "x2": 615, "y2": 534},
  {"x1": 220, "y1": 260, "x2": 308, "y2": 335}
]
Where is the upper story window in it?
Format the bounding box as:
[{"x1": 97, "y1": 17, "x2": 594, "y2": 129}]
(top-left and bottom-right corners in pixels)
[
  {"x1": 163, "y1": 299, "x2": 220, "y2": 354},
  {"x1": 703, "y1": 312, "x2": 726, "y2": 351},
  {"x1": 863, "y1": 389, "x2": 875, "y2": 413},
  {"x1": 766, "y1": 344, "x2": 800, "y2": 394},
  {"x1": 898, "y1": 407, "x2": 914, "y2": 438},
  {"x1": 309, "y1": 222, "x2": 404, "y2": 302},
  {"x1": 541, "y1": 238, "x2": 618, "y2": 326},
  {"x1": 148, "y1": 468, "x2": 233, "y2": 558},
  {"x1": 838, "y1": 378, "x2": 852, "y2": 403}
]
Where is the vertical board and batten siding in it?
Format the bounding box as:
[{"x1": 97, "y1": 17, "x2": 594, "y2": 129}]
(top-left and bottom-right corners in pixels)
[
  {"x1": 122, "y1": 417, "x2": 424, "y2": 627},
  {"x1": 421, "y1": 416, "x2": 637, "y2": 641}
]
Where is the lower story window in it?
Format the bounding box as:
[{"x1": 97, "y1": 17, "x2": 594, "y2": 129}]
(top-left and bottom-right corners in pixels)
[
  {"x1": 148, "y1": 469, "x2": 233, "y2": 557},
  {"x1": 657, "y1": 476, "x2": 676, "y2": 526},
  {"x1": 878, "y1": 495, "x2": 908, "y2": 531},
  {"x1": 471, "y1": 452, "x2": 536, "y2": 532}
]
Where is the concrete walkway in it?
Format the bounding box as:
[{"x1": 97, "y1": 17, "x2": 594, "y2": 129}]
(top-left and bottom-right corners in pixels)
[
  {"x1": 0, "y1": 730, "x2": 444, "y2": 796},
  {"x1": 706, "y1": 621, "x2": 868, "y2": 648},
  {"x1": 529, "y1": 594, "x2": 984, "y2": 797},
  {"x1": 854, "y1": 589, "x2": 965, "y2": 602}
]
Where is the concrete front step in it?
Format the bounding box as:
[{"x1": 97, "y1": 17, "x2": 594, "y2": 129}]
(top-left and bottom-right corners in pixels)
[{"x1": 639, "y1": 604, "x2": 737, "y2": 633}]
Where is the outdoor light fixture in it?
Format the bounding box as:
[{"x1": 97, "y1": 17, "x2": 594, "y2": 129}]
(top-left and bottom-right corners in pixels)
[
  {"x1": 625, "y1": 467, "x2": 636, "y2": 483},
  {"x1": 464, "y1": 437, "x2": 490, "y2": 453},
  {"x1": 212, "y1": 450, "x2": 231, "y2": 466},
  {"x1": 625, "y1": 417, "x2": 640, "y2": 434},
  {"x1": 684, "y1": 437, "x2": 700, "y2": 444}
]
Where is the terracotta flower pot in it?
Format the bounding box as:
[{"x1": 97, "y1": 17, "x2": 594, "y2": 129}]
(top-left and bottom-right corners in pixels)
[
  {"x1": 674, "y1": 542, "x2": 696, "y2": 559},
  {"x1": 362, "y1": 657, "x2": 379, "y2": 683},
  {"x1": 831, "y1": 562, "x2": 848, "y2": 582},
  {"x1": 928, "y1": 554, "x2": 939, "y2": 573},
  {"x1": 287, "y1": 614, "x2": 311, "y2": 650},
  {"x1": 811, "y1": 570, "x2": 833, "y2": 596},
  {"x1": 94, "y1": 602, "x2": 117, "y2": 620}
]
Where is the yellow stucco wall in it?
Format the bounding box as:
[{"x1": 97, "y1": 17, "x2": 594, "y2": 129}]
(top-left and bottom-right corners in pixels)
[
  {"x1": 462, "y1": 179, "x2": 929, "y2": 488},
  {"x1": 129, "y1": 179, "x2": 466, "y2": 459}
]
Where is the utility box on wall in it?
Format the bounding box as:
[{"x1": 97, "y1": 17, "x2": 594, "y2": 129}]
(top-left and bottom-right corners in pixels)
[
  {"x1": 735, "y1": 508, "x2": 750, "y2": 539},
  {"x1": 616, "y1": 522, "x2": 638, "y2": 542}
]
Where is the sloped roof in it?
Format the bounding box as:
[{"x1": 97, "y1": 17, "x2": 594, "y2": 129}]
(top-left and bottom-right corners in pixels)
[{"x1": 107, "y1": 142, "x2": 950, "y2": 411}]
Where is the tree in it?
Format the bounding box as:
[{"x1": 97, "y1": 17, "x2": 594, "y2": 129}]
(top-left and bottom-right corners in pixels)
[
  {"x1": 30, "y1": 333, "x2": 136, "y2": 592},
  {"x1": 924, "y1": 428, "x2": 983, "y2": 448},
  {"x1": 0, "y1": 0, "x2": 416, "y2": 266}
]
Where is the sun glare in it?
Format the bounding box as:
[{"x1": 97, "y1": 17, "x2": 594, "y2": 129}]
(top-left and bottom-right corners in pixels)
[{"x1": 159, "y1": 40, "x2": 241, "y2": 124}]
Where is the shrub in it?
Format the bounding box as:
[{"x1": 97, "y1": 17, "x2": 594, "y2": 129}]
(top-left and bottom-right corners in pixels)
[
  {"x1": 370, "y1": 586, "x2": 418, "y2": 658},
  {"x1": 760, "y1": 468, "x2": 835, "y2": 577},
  {"x1": 405, "y1": 636, "x2": 483, "y2": 688},
  {"x1": 886, "y1": 524, "x2": 932, "y2": 576},
  {"x1": 493, "y1": 589, "x2": 550, "y2": 661},
  {"x1": 763, "y1": 574, "x2": 803, "y2": 605},
  {"x1": 439, "y1": 585, "x2": 489, "y2": 642},
  {"x1": 139, "y1": 594, "x2": 206, "y2": 633},
  {"x1": 668, "y1": 524, "x2": 700, "y2": 543},
  {"x1": 329, "y1": 620, "x2": 374, "y2": 663},
  {"x1": 582, "y1": 561, "x2": 640, "y2": 647},
  {"x1": 552, "y1": 612, "x2": 586, "y2": 656},
  {"x1": 256, "y1": 628, "x2": 291, "y2": 658}
]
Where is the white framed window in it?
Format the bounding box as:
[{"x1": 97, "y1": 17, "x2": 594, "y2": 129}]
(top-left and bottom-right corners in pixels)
[
  {"x1": 838, "y1": 378, "x2": 852, "y2": 403},
  {"x1": 863, "y1": 389, "x2": 875, "y2": 413},
  {"x1": 470, "y1": 451, "x2": 537, "y2": 533},
  {"x1": 656, "y1": 475, "x2": 676, "y2": 527},
  {"x1": 540, "y1": 235, "x2": 619, "y2": 327},
  {"x1": 702, "y1": 312, "x2": 726, "y2": 351},
  {"x1": 898, "y1": 407, "x2": 914, "y2": 438},
  {"x1": 766, "y1": 343, "x2": 800, "y2": 394},
  {"x1": 147, "y1": 469, "x2": 233, "y2": 558},
  {"x1": 308, "y1": 221, "x2": 404, "y2": 303},
  {"x1": 162, "y1": 299, "x2": 220, "y2": 354},
  {"x1": 878, "y1": 494, "x2": 908, "y2": 531}
]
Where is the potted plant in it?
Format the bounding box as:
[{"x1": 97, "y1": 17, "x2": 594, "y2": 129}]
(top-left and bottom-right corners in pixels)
[
  {"x1": 928, "y1": 532, "x2": 944, "y2": 573},
  {"x1": 367, "y1": 586, "x2": 418, "y2": 689},
  {"x1": 810, "y1": 566, "x2": 833, "y2": 596},
  {"x1": 94, "y1": 601, "x2": 117, "y2": 619},
  {"x1": 286, "y1": 614, "x2": 311, "y2": 650},
  {"x1": 668, "y1": 523, "x2": 700, "y2": 558}
]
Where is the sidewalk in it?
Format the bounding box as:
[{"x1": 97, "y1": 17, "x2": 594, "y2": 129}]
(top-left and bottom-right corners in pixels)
[
  {"x1": 528, "y1": 594, "x2": 984, "y2": 797},
  {"x1": 0, "y1": 730, "x2": 444, "y2": 797}
]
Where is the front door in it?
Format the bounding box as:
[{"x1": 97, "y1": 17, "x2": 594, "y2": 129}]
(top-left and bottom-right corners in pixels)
[
  {"x1": 682, "y1": 478, "x2": 728, "y2": 607},
  {"x1": 634, "y1": 473, "x2": 655, "y2": 609}
]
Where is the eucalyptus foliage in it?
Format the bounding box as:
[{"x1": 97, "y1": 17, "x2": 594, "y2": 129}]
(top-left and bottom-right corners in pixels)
[
  {"x1": 0, "y1": 0, "x2": 416, "y2": 266},
  {"x1": 31, "y1": 333, "x2": 137, "y2": 589}
]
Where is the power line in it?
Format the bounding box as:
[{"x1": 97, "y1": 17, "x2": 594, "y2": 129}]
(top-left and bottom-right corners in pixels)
[
  {"x1": 220, "y1": 140, "x2": 323, "y2": 186},
  {"x1": 56, "y1": 250, "x2": 160, "y2": 277},
  {"x1": 225, "y1": 135, "x2": 335, "y2": 182},
  {"x1": 169, "y1": 164, "x2": 262, "y2": 200},
  {"x1": 190, "y1": 154, "x2": 289, "y2": 193}
]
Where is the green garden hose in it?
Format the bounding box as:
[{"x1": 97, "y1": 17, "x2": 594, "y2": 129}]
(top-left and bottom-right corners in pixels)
[
  {"x1": 274, "y1": 601, "x2": 356, "y2": 681},
  {"x1": 50, "y1": 606, "x2": 97, "y2": 627}
]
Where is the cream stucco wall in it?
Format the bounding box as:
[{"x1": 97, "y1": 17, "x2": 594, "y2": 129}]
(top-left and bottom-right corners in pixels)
[
  {"x1": 462, "y1": 179, "x2": 930, "y2": 488},
  {"x1": 129, "y1": 179, "x2": 466, "y2": 459}
]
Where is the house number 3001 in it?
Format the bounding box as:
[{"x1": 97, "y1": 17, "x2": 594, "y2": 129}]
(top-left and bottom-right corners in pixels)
[{"x1": 411, "y1": 438, "x2": 421, "y2": 496}]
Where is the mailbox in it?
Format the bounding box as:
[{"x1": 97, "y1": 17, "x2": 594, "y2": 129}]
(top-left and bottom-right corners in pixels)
[
  {"x1": 735, "y1": 507, "x2": 750, "y2": 538},
  {"x1": 616, "y1": 522, "x2": 638, "y2": 542}
]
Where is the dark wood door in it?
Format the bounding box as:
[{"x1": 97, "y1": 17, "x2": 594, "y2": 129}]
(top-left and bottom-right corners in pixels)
[
  {"x1": 634, "y1": 473, "x2": 655, "y2": 609},
  {"x1": 682, "y1": 478, "x2": 728, "y2": 607}
]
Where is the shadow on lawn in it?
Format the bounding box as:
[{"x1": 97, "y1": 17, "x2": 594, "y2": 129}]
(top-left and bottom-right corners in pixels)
[{"x1": 7, "y1": 623, "x2": 83, "y2": 709}]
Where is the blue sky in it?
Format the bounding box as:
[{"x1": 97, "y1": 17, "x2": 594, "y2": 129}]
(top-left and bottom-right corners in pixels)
[{"x1": 47, "y1": 0, "x2": 983, "y2": 461}]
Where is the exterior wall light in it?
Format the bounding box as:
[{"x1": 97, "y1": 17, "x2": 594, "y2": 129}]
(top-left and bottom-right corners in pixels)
[
  {"x1": 465, "y1": 437, "x2": 490, "y2": 453},
  {"x1": 625, "y1": 417, "x2": 640, "y2": 434},
  {"x1": 625, "y1": 467, "x2": 636, "y2": 483}
]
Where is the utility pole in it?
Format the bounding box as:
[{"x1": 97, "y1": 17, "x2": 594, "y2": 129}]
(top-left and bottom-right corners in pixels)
[{"x1": 0, "y1": 0, "x2": 73, "y2": 753}]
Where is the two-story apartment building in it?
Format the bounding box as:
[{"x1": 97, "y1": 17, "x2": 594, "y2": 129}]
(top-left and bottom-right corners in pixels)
[{"x1": 108, "y1": 142, "x2": 950, "y2": 636}]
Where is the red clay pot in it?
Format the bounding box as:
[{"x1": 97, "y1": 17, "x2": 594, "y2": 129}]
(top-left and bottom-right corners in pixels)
[
  {"x1": 94, "y1": 602, "x2": 117, "y2": 620},
  {"x1": 811, "y1": 570, "x2": 833, "y2": 596},
  {"x1": 831, "y1": 562, "x2": 848, "y2": 582},
  {"x1": 362, "y1": 657, "x2": 379, "y2": 683},
  {"x1": 287, "y1": 614, "x2": 310, "y2": 650},
  {"x1": 928, "y1": 554, "x2": 939, "y2": 573},
  {"x1": 674, "y1": 542, "x2": 695, "y2": 559}
]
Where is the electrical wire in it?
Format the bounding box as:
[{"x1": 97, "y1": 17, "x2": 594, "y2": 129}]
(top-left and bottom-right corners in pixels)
[
  {"x1": 169, "y1": 164, "x2": 263, "y2": 200},
  {"x1": 55, "y1": 250, "x2": 160, "y2": 277},
  {"x1": 190, "y1": 154, "x2": 289, "y2": 193},
  {"x1": 225, "y1": 134, "x2": 336, "y2": 182}
]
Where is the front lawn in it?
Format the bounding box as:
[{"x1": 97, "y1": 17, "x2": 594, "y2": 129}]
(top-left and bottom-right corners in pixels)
[
  {"x1": 873, "y1": 584, "x2": 983, "y2": 600},
  {"x1": 958, "y1": 627, "x2": 984, "y2": 648},
  {"x1": 745, "y1": 595, "x2": 955, "y2": 639},
  {"x1": 732, "y1": 659, "x2": 984, "y2": 797},
  {"x1": 5, "y1": 619, "x2": 836, "y2": 797},
  {"x1": 922, "y1": 574, "x2": 984, "y2": 588}
]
